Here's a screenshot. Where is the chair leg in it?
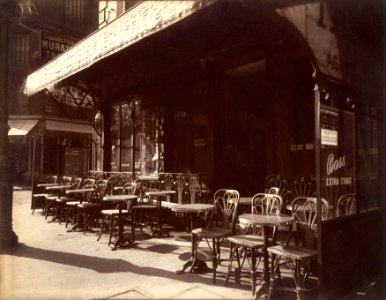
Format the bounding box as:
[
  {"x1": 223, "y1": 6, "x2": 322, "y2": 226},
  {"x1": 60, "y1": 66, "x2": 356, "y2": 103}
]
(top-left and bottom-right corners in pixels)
[
  {"x1": 97, "y1": 215, "x2": 107, "y2": 242},
  {"x1": 225, "y1": 242, "x2": 234, "y2": 286},
  {"x1": 251, "y1": 248, "x2": 257, "y2": 296},
  {"x1": 108, "y1": 215, "x2": 114, "y2": 246},
  {"x1": 212, "y1": 238, "x2": 217, "y2": 284},
  {"x1": 268, "y1": 254, "x2": 281, "y2": 300}
]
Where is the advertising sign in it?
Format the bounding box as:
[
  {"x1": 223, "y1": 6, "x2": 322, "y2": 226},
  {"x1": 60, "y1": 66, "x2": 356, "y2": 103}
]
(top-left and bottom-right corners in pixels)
[
  {"x1": 320, "y1": 105, "x2": 355, "y2": 207},
  {"x1": 41, "y1": 32, "x2": 76, "y2": 60}
]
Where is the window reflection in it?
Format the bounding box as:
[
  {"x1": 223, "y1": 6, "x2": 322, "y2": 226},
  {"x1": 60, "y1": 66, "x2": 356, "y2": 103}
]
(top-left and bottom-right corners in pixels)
[{"x1": 110, "y1": 100, "x2": 163, "y2": 175}]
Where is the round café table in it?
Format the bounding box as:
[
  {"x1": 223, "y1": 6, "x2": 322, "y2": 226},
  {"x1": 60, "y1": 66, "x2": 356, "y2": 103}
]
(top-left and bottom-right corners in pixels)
[
  {"x1": 103, "y1": 194, "x2": 138, "y2": 250},
  {"x1": 238, "y1": 213, "x2": 293, "y2": 283},
  {"x1": 171, "y1": 203, "x2": 214, "y2": 274}
]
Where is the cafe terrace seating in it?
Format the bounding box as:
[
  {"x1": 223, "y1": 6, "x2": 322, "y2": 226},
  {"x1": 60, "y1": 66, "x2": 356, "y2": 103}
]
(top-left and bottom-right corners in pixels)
[
  {"x1": 225, "y1": 193, "x2": 283, "y2": 296},
  {"x1": 54, "y1": 177, "x2": 82, "y2": 224},
  {"x1": 64, "y1": 178, "x2": 96, "y2": 228},
  {"x1": 191, "y1": 189, "x2": 240, "y2": 284},
  {"x1": 267, "y1": 197, "x2": 329, "y2": 300},
  {"x1": 77, "y1": 179, "x2": 108, "y2": 234},
  {"x1": 43, "y1": 176, "x2": 72, "y2": 220},
  {"x1": 132, "y1": 179, "x2": 162, "y2": 232},
  {"x1": 97, "y1": 180, "x2": 136, "y2": 245}
]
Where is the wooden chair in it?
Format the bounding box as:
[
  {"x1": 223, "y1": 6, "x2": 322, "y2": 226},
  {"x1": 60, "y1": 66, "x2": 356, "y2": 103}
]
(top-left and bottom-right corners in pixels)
[
  {"x1": 65, "y1": 178, "x2": 95, "y2": 228},
  {"x1": 336, "y1": 193, "x2": 356, "y2": 217},
  {"x1": 132, "y1": 180, "x2": 161, "y2": 232},
  {"x1": 267, "y1": 197, "x2": 329, "y2": 300},
  {"x1": 225, "y1": 193, "x2": 283, "y2": 296},
  {"x1": 54, "y1": 177, "x2": 83, "y2": 224},
  {"x1": 97, "y1": 186, "x2": 135, "y2": 246},
  {"x1": 77, "y1": 179, "x2": 107, "y2": 234},
  {"x1": 191, "y1": 189, "x2": 240, "y2": 283}
]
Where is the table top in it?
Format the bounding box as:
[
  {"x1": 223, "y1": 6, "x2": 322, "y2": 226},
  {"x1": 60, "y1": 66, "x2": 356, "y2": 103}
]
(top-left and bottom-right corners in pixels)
[
  {"x1": 103, "y1": 194, "x2": 138, "y2": 202},
  {"x1": 45, "y1": 185, "x2": 72, "y2": 191},
  {"x1": 171, "y1": 203, "x2": 214, "y2": 213},
  {"x1": 66, "y1": 188, "x2": 95, "y2": 194},
  {"x1": 37, "y1": 183, "x2": 59, "y2": 187},
  {"x1": 238, "y1": 213, "x2": 293, "y2": 226},
  {"x1": 145, "y1": 190, "x2": 176, "y2": 196}
]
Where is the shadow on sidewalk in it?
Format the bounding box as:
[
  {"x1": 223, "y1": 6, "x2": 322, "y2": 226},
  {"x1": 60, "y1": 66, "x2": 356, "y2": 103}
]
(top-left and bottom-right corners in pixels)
[{"x1": 2, "y1": 243, "x2": 182, "y2": 275}]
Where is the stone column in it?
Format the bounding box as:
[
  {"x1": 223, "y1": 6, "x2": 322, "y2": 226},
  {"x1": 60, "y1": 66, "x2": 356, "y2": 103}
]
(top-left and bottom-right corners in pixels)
[{"x1": 0, "y1": 0, "x2": 18, "y2": 249}]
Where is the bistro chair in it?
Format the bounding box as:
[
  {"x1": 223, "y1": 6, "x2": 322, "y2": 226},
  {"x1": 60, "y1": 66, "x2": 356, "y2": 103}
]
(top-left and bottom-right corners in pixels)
[
  {"x1": 43, "y1": 176, "x2": 71, "y2": 221},
  {"x1": 267, "y1": 197, "x2": 329, "y2": 300},
  {"x1": 336, "y1": 193, "x2": 356, "y2": 217},
  {"x1": 225, "y1": 193, "x2": 283, "y2": 296},
  {"x1": 97, "y1": 184, "x2": 136, "y2": 245},
  {"x1": 54, "y1": 177, "x2": 82, "y2": 224},
  {"x1": 132, "y1": 180, "x2": 161, "y2": 232},
  {"x1": 65, "y1": 178, "x2": 96, "y2": 228},
  {"x1": 191, "y1": 189, "x2": 240, "y2": 284},
  {"x1": 77, "y1": 179, "x2": 108, "y2": 234}
]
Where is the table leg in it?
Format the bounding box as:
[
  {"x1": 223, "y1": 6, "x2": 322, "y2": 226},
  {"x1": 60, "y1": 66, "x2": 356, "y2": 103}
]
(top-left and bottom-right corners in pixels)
[
  {"x1": 150, "y1": 197, "x2": 169, "y2": 237},
  {"x1": 111, "y1": 201, "x2": 135, "y2": 250},
  {"x1": 262, "y1": 226, "x2": 270, "y2": 283},
  {"x1": 176, "y1": 213, "x2": 210, "y2": 274}
]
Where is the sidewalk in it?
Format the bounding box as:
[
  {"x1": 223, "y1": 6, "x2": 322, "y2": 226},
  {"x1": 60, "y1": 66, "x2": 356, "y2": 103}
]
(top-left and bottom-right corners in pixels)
[{"x1": 0, "y1": 189, "x2": 384, "y2": 300}]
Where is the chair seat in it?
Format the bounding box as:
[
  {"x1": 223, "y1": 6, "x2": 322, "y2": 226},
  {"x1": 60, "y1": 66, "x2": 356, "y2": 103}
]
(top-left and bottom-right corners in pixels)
[
  {"x1": 77, "y1": 203, "x2": 100, "y2": 209},
  {"x1": 267, "y1": 245, "x2": 317, "y2": 260},
  {"x1": 192, "y1": 226, "x2": 232, "y2": 238},
  {"x1": 46, "y1": 195, "x2": 58, "y2": 200},
  {"x1": 133, "y1": 204, "x2": 157, "y2": 210},
  {"x1": 33, "y1": 193, "x2": 49, "y2": 198},
  {"x1": 55, "y1": 197, "x2": 75, "y2": 203},
  {"x1": 227, "y1": 234, "x2": 265, "y2": 248},
  {"x1": 101, "y1": 209, "x2": 129, "y2": 215},
  {"x1": 66, "y1": 201, "x2": 83, "y2": 206}
]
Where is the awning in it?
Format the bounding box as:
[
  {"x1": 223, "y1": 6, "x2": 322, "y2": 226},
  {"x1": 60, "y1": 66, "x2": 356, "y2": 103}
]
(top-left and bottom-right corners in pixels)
[
  {"x1": 23, "y1": 0, "x2": 216, "y2": 97},
  {"x1": 8, "y1": 119, "x2": 39, "y2": 136},
  {"x1": 45, "y1": 120, "x2": 93, "y2": 134}
]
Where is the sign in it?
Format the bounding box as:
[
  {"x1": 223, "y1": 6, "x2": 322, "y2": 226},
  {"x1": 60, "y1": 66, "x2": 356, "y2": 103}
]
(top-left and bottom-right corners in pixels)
[
  {"x1": 41, "y1": 32, "x2": 76, "y2": 59},
  {"x1": 320, "y1": 106, "x2": 355, "y2": 207},
  {"x1": 321, "y1": 128, "x2": 338, "y2": 146}
]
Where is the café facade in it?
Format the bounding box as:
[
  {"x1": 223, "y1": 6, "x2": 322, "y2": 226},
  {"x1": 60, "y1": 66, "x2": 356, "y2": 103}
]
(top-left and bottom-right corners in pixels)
[{"x1": 23, "y1": 0, "x2": 385, "y2": 298}]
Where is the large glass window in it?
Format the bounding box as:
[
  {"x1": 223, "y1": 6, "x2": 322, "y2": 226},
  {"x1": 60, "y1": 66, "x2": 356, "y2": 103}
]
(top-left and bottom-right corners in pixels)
[{"x1": 110, "y1": 100, "x2": 163, "y2": 175}]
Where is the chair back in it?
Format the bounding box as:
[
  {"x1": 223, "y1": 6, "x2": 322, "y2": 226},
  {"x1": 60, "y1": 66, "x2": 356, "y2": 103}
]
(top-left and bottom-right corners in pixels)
[
  {"x1": 290, "y1": 178, "x2": 315, "y2": 198},
  {"x1": 252, "y1": 193, "x2": 282, "y2": 214},
  {"x1": 90, "y1": 180, "x2": 108, "y2": 204},
  {"x1": 293, "y1": 197, "x2": 328, "y2": 248},
  {"x1": 336, "y1": 193, "x2": 356, "y2": 217},
  {"x1": 137, "y1": 180, "x2": 163, "y2": 204},
  {"x1": 211, "y1": 189, "x2": 240, "y2": 233},
  {"x1": 61, "y1": 176, "x2": 72, "y2": 185},
  {"x1": 81, "y1": 178, "x2": 96, "y2": 188},
  {"x1": 71, "y1": 177, "x2": 82, "y2": 189},
  {"x1": 267, "y1": 187, "x2": 279, "y2": 195}
]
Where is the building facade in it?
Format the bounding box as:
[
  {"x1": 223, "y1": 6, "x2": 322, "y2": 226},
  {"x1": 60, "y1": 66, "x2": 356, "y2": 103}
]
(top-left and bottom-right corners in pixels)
[
  {"x1": 8, "y1": 0, "x2": 98, "y2": 185},
  {"x1": 23, "y1": 0, "x2": 385, "y2": 297}
]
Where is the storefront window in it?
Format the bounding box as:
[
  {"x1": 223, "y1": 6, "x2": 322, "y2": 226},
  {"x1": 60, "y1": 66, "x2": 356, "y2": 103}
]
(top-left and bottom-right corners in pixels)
[
  {"x1": 109, "y1": 100, "x2": 164, "y2": 175},
  {"x1": 357, "y1": 113, "x2": 379, "y2": 210},
  {"x1": 110, "y1": 105, "x2": 120, "y2": 171}
]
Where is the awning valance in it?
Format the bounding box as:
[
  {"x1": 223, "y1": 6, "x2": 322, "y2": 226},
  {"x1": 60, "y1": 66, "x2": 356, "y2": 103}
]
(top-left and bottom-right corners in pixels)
[
  {"x1": 23, "y1": 0, "x2": 215, "y2": 97},
  {"x1": 45, "y1": 120, "x2": 93, "y2": 134},
  {"x1": 8, "y1": 119, "x2": 39, "y2": 136}
]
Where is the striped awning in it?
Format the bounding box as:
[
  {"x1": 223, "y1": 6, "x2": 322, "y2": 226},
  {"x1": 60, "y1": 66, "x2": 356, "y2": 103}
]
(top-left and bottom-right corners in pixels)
[{"x1": 23, "y1": 0, "x2": 216, "y2": 97}]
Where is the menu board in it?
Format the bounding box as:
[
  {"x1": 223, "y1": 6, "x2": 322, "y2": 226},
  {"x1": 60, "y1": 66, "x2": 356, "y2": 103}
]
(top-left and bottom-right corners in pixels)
[{"x1": 64, "y1": 147, "x2": 89, "y2": 177}]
